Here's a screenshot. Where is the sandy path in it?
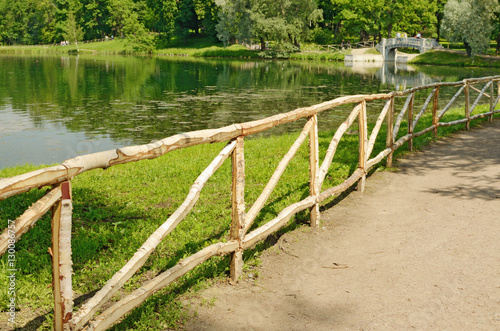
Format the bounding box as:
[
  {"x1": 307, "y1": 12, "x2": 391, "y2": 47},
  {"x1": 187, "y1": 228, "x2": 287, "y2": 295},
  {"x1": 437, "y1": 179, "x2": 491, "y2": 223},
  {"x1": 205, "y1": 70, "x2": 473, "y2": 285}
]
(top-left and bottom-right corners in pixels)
[{"x1": 185, "y1": 120, "x2": 500, "y2": 331}]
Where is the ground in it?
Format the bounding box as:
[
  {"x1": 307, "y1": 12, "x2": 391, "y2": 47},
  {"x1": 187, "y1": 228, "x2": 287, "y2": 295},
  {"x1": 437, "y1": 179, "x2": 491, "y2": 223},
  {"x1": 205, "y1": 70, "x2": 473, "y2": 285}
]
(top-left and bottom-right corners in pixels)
[{"x1": 184, "y1": 119, "x2": 500, "y2": 330}]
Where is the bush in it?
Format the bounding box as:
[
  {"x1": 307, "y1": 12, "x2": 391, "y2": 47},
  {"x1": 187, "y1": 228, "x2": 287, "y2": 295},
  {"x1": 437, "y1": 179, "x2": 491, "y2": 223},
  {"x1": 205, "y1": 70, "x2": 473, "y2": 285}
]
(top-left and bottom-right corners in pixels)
[{"x1": 312, "y1": 27, "x2": 334, "y2": 45}]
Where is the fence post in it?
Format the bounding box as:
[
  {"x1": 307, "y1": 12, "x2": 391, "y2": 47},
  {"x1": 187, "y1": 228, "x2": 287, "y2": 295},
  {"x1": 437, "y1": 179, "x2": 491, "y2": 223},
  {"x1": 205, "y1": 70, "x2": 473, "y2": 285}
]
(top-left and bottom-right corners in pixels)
[
  {"x1": 408, "y1": 93, "x2": 414, "y2": 151},
  {"x1": 358, "y1": 101, "x2": 368, "y2": 192},
  {"x1": 386, "y1": 96, "x2": 395, "y2": 167},
  {"x1": 433, "y1": 86, "x2": 440, "y2": 136},
  {"x1": 230, "y1": 136, "x2": 245, "y2": 284},
  {"x1": 490, "y1": 79, "x2": 494, "y2": 123},
  {"x1": 308, "y1": 115, "x2": 320, "y2": 228},
  {"x1": 465, "y1": 82, "x2": 470, "y2": 130},
  {"x1": 51, "y1": 181, "x2": 73, "y2": 331}
]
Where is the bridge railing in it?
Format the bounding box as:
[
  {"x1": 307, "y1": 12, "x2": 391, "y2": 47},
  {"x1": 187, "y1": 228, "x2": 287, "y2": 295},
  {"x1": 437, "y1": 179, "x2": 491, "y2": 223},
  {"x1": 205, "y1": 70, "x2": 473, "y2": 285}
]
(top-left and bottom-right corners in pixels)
[
  {"x1": 0, "y1": 76, "x2": 499, "y2": 330},
  {"x1": 385, "y1": 37, "x2": 438, "y2": 49}
]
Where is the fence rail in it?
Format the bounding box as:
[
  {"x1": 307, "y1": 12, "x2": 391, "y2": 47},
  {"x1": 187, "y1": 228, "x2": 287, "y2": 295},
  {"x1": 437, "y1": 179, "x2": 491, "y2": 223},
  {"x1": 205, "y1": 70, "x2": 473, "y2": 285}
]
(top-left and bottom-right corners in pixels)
[{"x1": 1, "y1": 75, "x2": 499, "y2": 330}]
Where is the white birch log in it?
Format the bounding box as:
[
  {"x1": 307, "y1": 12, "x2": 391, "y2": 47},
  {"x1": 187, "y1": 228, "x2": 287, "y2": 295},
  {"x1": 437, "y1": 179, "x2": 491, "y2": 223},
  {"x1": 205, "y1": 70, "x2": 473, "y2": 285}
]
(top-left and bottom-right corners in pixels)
[
  {"x1": 494, "y1": 95, "x2": 500, "y2": 109},
  {"x1": 392, "y1": 134, "x2": 412, "y2": 151},
  {"x1": 0, "y1": 186, "x2": 61, "y2": 256},
  {"x1": 230, "y1": 137, "x2": 245, "y2": 284},
  {"x1": 318, "y1": 169, "x2": 364, "y2": 202},
  {"x1": 366, "y1": 147, "x2": 392, "y2": 171},
  {"x1": 469, "y1": 81, "x2": 492, "y2": 115},
  {"x1": 392, "y1": 94, "x2": 413, "y2": 141},
  {"x1": 85, "y1": 241, "x2": 239, "y2": 331},
  {"x1": 242, "y1": 196, "x2": 316, "y2": 249},
  {"x1": 242, "y1": 120, "x2": 313, "y2": 234},
  {"x1": 413, "y1": 125, "x2": 437, "y2": 138},
  {"x1": 412, "y1": 88, "x2": 436, "y2": 130},
  {"x1": 70, "y1": 140, "x2": 236, "y2": 330},
  {"x1": 439, "y1": 118, "x2": 469, "y2": 127},
  {"x1": 438, "y1": 85, "x2": 465, "y2": 119},
  {"x1": 358, "y1": 101, "x2": 368, "y2": 192},
  {"x1": 470, "y1": 110, "x2": 500, "y2": 120},
  {"x1": 0, "y1": 165, "x2": 78, "y2": 201},
  {"x1": 308, "y1": 115, "x2": 320, "y2": 228},
  {"x1": 316, "y1": 104, "x2": 362, "y2": 190},
  {"x1": 469, "y1": 84, "x2": 491, "y2": 98},
  {"x1": 367, "y1": 99, "x2": 391, "y2": 160}
]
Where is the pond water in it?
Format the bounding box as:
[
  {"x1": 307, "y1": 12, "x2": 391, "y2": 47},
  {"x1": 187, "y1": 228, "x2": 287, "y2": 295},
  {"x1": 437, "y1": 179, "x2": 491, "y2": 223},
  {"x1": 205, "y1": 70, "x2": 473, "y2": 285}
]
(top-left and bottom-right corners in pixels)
[{"x1": 1, "y1": 54, "x2": 499, "y2": 168}]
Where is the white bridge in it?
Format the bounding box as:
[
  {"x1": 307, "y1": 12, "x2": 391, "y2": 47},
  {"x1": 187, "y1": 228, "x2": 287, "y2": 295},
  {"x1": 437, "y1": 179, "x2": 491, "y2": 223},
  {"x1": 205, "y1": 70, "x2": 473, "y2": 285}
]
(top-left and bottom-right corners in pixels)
[{"x1": 376, "y1": 37, "x2": 442, "y2": 61}]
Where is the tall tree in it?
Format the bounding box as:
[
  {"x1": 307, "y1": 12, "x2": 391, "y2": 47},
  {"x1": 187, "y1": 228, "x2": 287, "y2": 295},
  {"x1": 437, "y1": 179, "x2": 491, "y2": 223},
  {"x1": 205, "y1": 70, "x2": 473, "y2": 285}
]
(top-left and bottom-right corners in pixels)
[
  {"x1": 64, "y1": 10, "x2": 84, "y2": 49},
  {"x1": 441, "y1": 0, "x2": 499, "y2": 56}
]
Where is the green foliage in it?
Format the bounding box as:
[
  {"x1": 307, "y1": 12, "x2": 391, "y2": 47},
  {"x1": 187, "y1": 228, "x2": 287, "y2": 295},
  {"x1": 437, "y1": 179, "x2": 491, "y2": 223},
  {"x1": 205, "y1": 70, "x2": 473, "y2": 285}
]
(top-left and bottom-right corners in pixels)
[
  {"x1": 215, "y1": 0, "x2": 322, "y2": 50},
  {"x1": 63, "y1": 10, "x2": 84, "y2": 45},
  {"x1": 441, "y1": 0, "x2": 500, "y2": 56}
]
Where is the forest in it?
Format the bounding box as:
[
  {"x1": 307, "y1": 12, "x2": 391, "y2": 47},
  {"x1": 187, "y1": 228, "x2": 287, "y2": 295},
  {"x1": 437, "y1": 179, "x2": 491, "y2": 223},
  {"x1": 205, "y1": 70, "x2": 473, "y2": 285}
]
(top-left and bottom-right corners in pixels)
[{"x1": 0, "y1": 0, "x2": 499, "y2": 56}]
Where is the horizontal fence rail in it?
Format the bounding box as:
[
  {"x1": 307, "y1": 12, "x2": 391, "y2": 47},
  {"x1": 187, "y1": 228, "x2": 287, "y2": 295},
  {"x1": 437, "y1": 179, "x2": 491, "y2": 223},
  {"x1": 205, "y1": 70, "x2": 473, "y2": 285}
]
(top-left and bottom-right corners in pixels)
[{"x1": 1, "y1": 75, "x2": 500, "y2": 330}]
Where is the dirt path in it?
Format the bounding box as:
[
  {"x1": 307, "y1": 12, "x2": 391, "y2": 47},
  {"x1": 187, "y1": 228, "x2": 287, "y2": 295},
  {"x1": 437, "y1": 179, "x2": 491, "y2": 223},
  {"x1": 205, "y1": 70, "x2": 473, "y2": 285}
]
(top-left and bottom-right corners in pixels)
[{"x1": 185, "y1": 120, "x2": 500, "y2": 331}]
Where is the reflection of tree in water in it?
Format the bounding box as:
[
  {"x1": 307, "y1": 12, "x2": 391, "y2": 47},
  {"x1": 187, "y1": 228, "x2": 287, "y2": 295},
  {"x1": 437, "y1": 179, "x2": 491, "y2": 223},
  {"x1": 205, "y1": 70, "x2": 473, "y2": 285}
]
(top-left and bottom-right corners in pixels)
[{"x1": 2, "y1": 55, "x2": 498, "y2": 146}]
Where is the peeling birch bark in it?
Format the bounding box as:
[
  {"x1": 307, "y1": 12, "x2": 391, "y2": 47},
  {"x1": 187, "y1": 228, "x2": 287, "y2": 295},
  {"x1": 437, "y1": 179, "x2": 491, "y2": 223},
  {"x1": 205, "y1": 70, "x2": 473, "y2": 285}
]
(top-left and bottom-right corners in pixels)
[
  {"x1": 308, "y1": 116, "x2": 320, "y2": 228},
  {"x1": 51, "y1": 182, "x2": 73, "y2": 331},
  {"x1": 230, "y1": 137, "x2": 245, "y2": 284},
  {"x1": 0, "y1": 187, "x2": 61, "y2": 256},
  {"x1": 412, "y1": 88, "x2": 436, "y2": 130},
  {"x1": 243, "y1": 120, "x2": 312, "y2": 235},
  {"x1": 316, "y1": 104, "x2": 361, "y2": 190},
  {"x1": 242, "y1": 197, "x2": 316, "y2": 249},
  {"x1": 393, "y1": 94, "x2": 413, "y2": 141},
  {"x1": 469, "y1": 81, "x2": 492, "y2": 115},
  {"x1": 438, "y1": 86, "x2": 464, "y2": 119}
]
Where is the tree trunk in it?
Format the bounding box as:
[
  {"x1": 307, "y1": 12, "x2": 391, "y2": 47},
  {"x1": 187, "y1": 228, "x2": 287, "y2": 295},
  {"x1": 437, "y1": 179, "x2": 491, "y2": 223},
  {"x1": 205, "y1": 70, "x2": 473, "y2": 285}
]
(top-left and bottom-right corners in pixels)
[
  {"x1": 496, "y1": 33, "x2": 500, "y2": 55},
  {"x1": 464, "y1": 41, "x2": 472, "y2": 57},
  {"x1": 260, "y1": 37, "x2": 265, "y2": 51}
]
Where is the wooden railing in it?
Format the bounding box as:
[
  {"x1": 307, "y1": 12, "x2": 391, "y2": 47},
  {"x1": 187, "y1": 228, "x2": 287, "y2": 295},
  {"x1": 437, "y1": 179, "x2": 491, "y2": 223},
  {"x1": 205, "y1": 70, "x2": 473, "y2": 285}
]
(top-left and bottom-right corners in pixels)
[{"x1": 1, "y1": 76, "x2": 499, "y2": 330}]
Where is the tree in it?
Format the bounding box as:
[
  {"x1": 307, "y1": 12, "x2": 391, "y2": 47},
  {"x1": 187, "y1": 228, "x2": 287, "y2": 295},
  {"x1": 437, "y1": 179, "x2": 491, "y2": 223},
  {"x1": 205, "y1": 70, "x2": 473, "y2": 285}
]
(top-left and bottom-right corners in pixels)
[
  {"x1": 80, "y1": 0, "x2": 111, "y2": 40},
  {"x1": 441, "y1": 0, "x2": 500, "y2": 56},
  {"x1": 108, "y1": 0, "x2": 155, "y2": 52},
  {"x1": 215, "y1": 0, "x2": 322, "y2": 50},
  {"x1": 64, "y1": 10, "x2": 84, "y2": 50}
]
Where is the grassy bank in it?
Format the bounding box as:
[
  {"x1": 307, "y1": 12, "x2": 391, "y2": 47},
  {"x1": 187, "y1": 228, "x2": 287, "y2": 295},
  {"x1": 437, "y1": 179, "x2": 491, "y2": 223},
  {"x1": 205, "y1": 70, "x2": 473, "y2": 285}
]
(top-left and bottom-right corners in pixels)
[
  {"x1": 0, "y1": 38, "x2": 345, "y2": 60},
  {"x1": 0, "y1": 104, "x2": 497, "y2": 329},
  {"x1": 411, "y1": 50, "x2": 500, "y2": 68}
]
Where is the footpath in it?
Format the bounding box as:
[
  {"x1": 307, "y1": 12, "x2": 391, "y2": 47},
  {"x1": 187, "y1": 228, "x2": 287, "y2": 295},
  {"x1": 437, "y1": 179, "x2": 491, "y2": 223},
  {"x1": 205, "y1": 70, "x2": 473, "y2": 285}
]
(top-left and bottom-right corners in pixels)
[{"x1": 185, "y1": 119, "x2": 500, "y2": 331}]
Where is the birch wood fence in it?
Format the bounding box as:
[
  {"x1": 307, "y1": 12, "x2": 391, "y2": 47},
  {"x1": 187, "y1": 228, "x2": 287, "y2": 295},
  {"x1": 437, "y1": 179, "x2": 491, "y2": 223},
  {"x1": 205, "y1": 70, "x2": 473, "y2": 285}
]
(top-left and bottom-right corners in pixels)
[{"x1": 1, "y1": 75, "x2": 499, "y2": 330}]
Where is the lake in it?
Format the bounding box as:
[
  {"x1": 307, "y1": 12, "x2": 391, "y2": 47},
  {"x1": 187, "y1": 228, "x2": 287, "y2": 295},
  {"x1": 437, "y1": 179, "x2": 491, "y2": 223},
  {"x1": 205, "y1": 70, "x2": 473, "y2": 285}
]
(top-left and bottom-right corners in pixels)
[{"x1": 1, "y1": 54, "x2": 498, "y2": 168}]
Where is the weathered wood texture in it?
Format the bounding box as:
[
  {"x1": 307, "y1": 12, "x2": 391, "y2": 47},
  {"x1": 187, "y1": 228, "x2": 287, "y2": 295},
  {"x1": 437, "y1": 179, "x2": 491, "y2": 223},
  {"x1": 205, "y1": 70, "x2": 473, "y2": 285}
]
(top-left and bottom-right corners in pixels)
[
  {"x1": 51, "y1": 181, "x2": 73, "y2": 331},
  {"x1": 308, "y1": 115, "x2": 320, "y2": 228},
  {"x1": 0, "y1": 187, "x2": 61, "y2": 255},
  {"x1": 386, "y1": 97, "x2": 395, "y2": 167},
  {"x1": 2, "y1": 75, "x2": 500, "y2": 331},
  {"x1": 230, "y1": 137, "x2": 245, "y2": 284},
  {"x1": 243, "y1": 120, "x2": 313, "y2": 234},
  {"x1": 358, "y1": 101, "x2": 368, "y2": 192}
]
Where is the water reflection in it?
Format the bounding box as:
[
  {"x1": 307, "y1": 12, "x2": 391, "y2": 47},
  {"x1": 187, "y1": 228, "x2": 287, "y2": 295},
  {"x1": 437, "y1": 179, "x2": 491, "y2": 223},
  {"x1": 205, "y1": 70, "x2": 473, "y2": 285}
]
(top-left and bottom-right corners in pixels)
[{"x1": 1, "y1": 55, "x2": 499, "y2": 168}]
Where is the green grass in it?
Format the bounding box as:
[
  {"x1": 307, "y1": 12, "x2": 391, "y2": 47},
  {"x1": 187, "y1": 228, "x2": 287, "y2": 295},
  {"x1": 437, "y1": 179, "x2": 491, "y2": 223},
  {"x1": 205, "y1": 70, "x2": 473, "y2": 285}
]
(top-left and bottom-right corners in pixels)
[
  {"x1": 411, "y1": 50, "x2": 500, "y2": 68},
  {"x1": 290, "y1": 51, "x2": 345, "y2": 61},
  {"x1": 0, "y1": 36, "x2": 347, "y2": 60},
  {"x1": 0, "y1": 103, "x2": 497, "y2": 329}
]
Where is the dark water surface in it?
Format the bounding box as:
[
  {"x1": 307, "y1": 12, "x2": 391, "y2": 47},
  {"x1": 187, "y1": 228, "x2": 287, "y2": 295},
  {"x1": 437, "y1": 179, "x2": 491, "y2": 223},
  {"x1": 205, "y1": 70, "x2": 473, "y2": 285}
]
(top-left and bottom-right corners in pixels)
[{"x1": 1, "y1": 54, "x2": 498, "y2": 168}]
